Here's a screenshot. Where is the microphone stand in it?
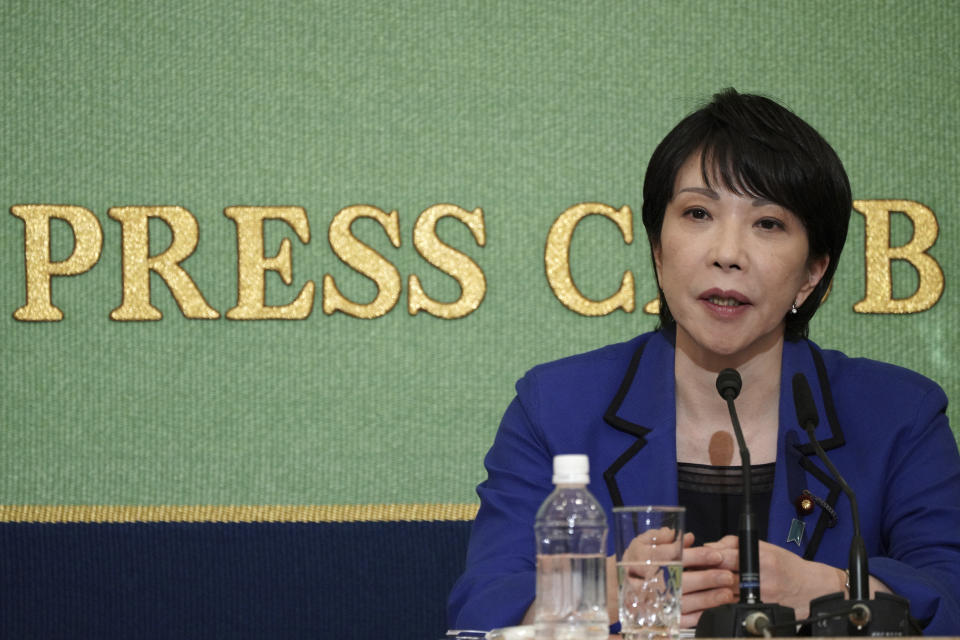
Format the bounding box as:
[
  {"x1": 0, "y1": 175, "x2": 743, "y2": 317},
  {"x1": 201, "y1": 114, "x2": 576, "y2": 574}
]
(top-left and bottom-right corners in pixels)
[
  {"x1": 792, "y1": 373, "x2": 919, "y2": 636},
  {"x1": 695, "y1": 369, "x2": 796, "y2": 637}
]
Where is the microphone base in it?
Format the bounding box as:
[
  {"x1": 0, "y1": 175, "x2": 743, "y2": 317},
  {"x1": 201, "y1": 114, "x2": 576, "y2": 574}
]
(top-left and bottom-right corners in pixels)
[
  {"x1": 695, "y1": 602, "x2": 796, "y2": 637},
  {"x1": 805, "y1": 591, "x2": 918, "y2": 636}
]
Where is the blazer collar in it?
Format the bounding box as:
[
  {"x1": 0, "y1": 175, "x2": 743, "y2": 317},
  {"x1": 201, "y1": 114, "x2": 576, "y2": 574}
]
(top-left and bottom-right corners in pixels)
[
  {"x1": 604, "y1": 330, "x2": 676, "y2": 442},
  {"x1": 601, "y1": 330, "x2": 848, "y2": 558},
  {"x1": 602, "y1": 330, "x2": 842, "y2": 448}
]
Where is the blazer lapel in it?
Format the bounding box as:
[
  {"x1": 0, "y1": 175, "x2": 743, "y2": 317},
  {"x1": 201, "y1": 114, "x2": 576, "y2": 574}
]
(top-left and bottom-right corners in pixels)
[
  {"x1": 601, "y1": 331, "x2": 679, "y2": 508},
  {"x1": 771, "y1": 339, "x2": 847, "y2": 559},
  {"x1": 599, "y1": 331, "x2": 849, "y2": 558}
]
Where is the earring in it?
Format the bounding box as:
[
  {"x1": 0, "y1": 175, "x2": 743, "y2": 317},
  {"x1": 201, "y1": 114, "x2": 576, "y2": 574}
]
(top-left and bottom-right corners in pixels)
[{"x1": 790, "y1": 302, "x2": 799, "y2": 315}]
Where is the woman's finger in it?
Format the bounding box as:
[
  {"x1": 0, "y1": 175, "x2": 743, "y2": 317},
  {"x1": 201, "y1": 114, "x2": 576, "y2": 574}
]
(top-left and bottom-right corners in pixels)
[
  {"x1": 681, "y1": 567, "x2": 736, "y2": 594},
  {"x1": 679, "y1": 585, "x2": 737, "y2": 625},
  {"x1": 682, "y1": 545, "x2": 724, "y2": 569}
]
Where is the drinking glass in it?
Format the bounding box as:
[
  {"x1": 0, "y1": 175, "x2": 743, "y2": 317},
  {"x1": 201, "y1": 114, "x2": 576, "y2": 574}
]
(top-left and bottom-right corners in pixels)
[{"x1": 613, "y1": 506, "x2": 685, "y2": 640}]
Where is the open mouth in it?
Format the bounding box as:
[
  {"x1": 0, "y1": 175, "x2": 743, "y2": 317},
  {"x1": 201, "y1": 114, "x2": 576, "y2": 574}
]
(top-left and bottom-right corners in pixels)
[{"x1": 707, "y1": 296, "x2": 744, "y2": 307}]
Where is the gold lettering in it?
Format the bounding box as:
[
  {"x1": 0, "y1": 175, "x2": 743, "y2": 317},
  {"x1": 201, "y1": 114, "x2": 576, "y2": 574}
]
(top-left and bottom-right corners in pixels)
[
  {"x1": 545, "y1": 202, "x2": 635, "y2": 315},
  {"x1": 11, "y1": 205, "x2": 103, "y2": 321},
  {"x1": 852, "y1": 199, "x2": 943, "y2": 314},
  {"x1": 224, "y1": 206, "x2": 315, "y2": 319},
  {"x1": 322, "y1": 205, "x2": 402, "y2": 318},
  {"x1": 408, "y1": 205, "x2": 486, "y2": 318},
  {"x1": 643, "y1": 296, "x2": 660, "y2": 315},
  {"x1": 108, "y1": 206, "x2": 219, "y2": 320}
]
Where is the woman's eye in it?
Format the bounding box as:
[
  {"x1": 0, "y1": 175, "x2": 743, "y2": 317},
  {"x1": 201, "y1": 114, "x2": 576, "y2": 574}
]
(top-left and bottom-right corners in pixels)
[
  {"x1": 684, "y1": 207, "x2": 710, "y2": 220},
  {"x1": 757, "y1": 218, "x2": 785, "y2": 230}
]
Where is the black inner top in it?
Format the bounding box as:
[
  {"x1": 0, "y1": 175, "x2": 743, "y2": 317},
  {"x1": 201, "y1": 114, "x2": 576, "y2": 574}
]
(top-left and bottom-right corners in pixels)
[{"x1": 678, "y1": 462, "x2": 776, "y2": 544}]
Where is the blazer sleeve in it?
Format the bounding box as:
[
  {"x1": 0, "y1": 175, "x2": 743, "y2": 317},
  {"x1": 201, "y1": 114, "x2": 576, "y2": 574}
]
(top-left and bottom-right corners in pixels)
[
  {"x1": 866, "y1": 382, "x2": 960, "y2": 633},
  {"x1": 446, "y1": 372, "x2": 554, "y2": 630}
]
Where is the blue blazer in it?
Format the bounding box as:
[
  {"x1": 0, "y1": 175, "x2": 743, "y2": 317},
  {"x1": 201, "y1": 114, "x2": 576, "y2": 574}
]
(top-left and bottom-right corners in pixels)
[{"x1": 448, "y1": 330, "x2": 960, "y2": 634}]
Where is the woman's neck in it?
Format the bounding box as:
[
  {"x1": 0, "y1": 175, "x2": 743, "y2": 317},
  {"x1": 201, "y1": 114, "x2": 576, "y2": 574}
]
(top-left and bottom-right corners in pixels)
[{"x1": 673, "y1": 327, "x2": 784, "y2": 465}]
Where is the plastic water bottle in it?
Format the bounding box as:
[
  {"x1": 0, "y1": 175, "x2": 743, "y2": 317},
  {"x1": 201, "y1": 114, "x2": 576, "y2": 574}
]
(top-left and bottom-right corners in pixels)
[{"x1": 534, "y1": 454, "x2": 609, "y2": 640}]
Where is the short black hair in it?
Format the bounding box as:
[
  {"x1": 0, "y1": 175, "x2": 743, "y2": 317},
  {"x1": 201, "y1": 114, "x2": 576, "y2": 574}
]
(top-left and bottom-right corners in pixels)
[{"x1": 641, "y1": 88, "x2": 852, "y2": 340}]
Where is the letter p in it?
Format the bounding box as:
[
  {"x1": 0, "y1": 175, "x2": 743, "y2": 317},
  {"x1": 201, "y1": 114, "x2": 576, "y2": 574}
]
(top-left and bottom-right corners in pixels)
[{"x1": 11, "y1": 205, "x2": 103, "y2": 321}]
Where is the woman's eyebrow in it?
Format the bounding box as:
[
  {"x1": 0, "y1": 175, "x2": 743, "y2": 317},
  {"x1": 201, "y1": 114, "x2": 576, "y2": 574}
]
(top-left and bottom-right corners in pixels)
[{"x1": 675, "y1": 186, "x2": 719, "y2": 199}]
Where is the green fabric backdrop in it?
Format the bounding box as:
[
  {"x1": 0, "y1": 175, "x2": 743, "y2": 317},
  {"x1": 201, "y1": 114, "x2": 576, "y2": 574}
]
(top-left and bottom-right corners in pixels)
[{"x1": 2, "y1": 0, "x2": 957, "y2": 508}]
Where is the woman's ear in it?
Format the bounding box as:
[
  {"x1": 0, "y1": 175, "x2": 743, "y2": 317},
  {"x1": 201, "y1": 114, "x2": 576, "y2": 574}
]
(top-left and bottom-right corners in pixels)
[{"x1": 797, "y1": 254, "x2": 830, "y2": 306}]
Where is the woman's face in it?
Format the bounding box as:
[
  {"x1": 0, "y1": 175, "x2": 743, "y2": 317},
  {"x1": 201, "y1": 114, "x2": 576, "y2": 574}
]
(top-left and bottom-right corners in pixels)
[{"x1": 653, "y1": 152, "x2": 828, "y2": 366}]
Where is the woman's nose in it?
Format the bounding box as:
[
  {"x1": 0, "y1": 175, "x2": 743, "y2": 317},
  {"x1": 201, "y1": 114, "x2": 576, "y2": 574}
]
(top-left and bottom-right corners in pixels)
[{"x1": 711, "y1": 224, "x2": 746, "y2": 271}]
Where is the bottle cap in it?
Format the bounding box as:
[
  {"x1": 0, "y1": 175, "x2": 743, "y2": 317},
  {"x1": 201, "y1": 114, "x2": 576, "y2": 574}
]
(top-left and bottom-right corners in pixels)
[{"x1": 552, "y1": 454, "x2": 589, "y2": 484}]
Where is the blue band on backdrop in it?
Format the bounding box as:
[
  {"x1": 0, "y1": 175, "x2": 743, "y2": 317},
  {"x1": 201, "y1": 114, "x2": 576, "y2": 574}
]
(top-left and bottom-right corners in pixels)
[{"x1": 0, "y1": 520, "x2": 470, "y2": 640}]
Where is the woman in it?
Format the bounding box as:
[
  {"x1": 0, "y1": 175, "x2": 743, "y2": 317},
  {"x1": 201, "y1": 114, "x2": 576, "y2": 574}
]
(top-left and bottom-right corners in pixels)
[{"x1": 447, "y1": 89, "x2": 960, "y2": 633}]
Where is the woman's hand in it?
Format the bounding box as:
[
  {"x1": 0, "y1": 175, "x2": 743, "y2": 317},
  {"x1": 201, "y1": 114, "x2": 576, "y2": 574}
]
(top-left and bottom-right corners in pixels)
[
  {"x1": 703, "y1": 536, "x2": 848, "y2": 619},
  {"x1": 618, "y1": 532, "x2": 869, "y2": 629},
  {"x1": 680, "y1": 533, "x2": 738, "y2": 628}
]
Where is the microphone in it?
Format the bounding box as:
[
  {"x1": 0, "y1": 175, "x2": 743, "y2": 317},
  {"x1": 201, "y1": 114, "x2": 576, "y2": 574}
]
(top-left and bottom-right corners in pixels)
[
  {"x1": 695, "y1": 369, "x2": 796, "y2": 637},
  {"x1": 792, "y1": 373, "x2": 917, "y2": 636},
  {"x1": 792, "y1": 373, "x2": 868, "y2": 601},
  {"x1": 716, "y1": 369, "x2": 760, "y2": 606}
]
